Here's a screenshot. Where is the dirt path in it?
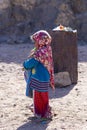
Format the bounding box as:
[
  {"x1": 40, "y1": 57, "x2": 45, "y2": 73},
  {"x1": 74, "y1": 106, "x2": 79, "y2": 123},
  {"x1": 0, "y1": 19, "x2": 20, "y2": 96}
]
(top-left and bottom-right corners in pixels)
[{"x1": 0, "y1": 43, "x2": 87, "y2": 130}]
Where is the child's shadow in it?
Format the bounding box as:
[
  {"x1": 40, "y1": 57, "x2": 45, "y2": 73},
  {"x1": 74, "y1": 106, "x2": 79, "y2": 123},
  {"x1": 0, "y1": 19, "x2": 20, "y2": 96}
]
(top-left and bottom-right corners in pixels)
[
  {"x1": 17, "y1": 84, "x2": 75, "y2": 130},
  {"x1": 49, "y1": 84, "x2": 75, "y2": 99},
  {"x1": 17, "y1": 116, "x2": 52, "y2": 130}
]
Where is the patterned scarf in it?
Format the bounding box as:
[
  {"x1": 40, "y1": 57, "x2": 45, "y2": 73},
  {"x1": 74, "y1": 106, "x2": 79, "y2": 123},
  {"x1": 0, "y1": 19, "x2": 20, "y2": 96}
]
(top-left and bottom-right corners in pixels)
[{"x1": 30, "y1": 30, "x2": 54, "y2": 88}]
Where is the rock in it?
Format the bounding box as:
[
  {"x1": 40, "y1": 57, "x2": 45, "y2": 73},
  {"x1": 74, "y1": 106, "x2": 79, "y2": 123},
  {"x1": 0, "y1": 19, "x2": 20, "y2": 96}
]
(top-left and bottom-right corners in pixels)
[
  {"x1": 7, "y1": 35, "x2": 29, "y2": 44},
  {"x1": 75, "y1": 12, "x2": 87, "y2": 42},
  {"x1": 70, "y1": 0, "x2": 87, "y2": 14},
  {"x1": 13, "y1": 104, "x2": 16, "y2": 107},
  {"x1": 1, "y1": 114, "x2": 3, "y2": 118},
  {"x1": 0, "y1": 0, "x2": 11, "y2": 29},
  {"x1": 81, "y1": 23, "x2": 87, "y2": 41},
  {"x1": 55, "y1": 3, "x2": 75, "y2": 27},
  {"x1": 0, "y1": 0, "x2": 87, "y2": 42},
  {"x1": 0, "y1": 36, "x2": 10, "y2": 43},
  {"x1": 55, "y1": 72, "x2": 72, "y2": 87}
]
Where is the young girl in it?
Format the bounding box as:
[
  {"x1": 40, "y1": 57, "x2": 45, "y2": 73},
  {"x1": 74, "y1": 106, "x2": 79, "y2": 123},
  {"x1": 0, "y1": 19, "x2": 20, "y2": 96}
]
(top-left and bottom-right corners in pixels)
[{"x1": 23, "y1": 30, "x2": 55, "y2": 120}]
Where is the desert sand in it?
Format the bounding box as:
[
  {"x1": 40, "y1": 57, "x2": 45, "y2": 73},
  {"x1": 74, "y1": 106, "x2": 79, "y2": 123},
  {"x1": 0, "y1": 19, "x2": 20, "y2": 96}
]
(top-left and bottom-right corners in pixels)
[{"x1": 0, "y1": 43, "x2": 87, "y2": 130}]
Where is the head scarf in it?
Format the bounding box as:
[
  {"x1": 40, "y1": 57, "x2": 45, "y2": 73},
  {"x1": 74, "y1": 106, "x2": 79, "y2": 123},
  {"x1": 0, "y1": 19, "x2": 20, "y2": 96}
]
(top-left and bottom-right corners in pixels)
[{"x1": 30, "y1": 30, "x2": 54, "y2": 88}]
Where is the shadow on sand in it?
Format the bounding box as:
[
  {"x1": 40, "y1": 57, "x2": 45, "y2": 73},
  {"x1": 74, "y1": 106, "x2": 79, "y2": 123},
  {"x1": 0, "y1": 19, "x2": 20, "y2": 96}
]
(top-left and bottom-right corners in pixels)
[
  {"x1": 49, "y1": 84, "x2": 75, "y2": 99},
  {"x1": 17, "y1": 116, "x2": 52, "y2": 130},
  {"x1": 17, "y1": 84, "x2": 75, "y2": 130}
]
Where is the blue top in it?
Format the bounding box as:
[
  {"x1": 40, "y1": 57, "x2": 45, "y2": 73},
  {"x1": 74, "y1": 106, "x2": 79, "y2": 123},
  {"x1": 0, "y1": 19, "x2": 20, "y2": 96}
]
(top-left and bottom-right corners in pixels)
[{"x1": 23, "y1": 58, "x2": 50, "y2": 94}]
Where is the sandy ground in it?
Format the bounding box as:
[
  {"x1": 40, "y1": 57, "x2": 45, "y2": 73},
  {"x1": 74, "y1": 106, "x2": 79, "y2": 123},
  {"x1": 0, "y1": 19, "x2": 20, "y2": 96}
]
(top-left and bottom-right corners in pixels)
[{"x1": 0, "y1": 43, "x2": 87, "y2": 130}]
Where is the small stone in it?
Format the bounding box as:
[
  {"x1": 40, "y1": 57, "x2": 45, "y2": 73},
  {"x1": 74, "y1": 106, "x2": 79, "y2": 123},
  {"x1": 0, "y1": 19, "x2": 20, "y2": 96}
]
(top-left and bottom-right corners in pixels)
[
  {"x1": 1, "y1": 114, "x2": 3, "y2": 118},
  {"x1": 13, "y1": 104, "x2": 16, "y2": 107},
  {"x1": 54, "y1": 113, "x2": 57, "y2": 117},
  {"x1": 75, "y1": 88, "x2": 78, "y2": 91},
  {"x1": 55, "y1": 72, "x2": 72, "y2": 87}
]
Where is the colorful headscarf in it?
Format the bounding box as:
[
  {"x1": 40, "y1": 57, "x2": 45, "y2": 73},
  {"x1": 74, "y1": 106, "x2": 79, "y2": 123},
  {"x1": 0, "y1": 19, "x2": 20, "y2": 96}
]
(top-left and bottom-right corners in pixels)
[{"x1": 30, "y1": 30, "x2": 54, "y2": 88}]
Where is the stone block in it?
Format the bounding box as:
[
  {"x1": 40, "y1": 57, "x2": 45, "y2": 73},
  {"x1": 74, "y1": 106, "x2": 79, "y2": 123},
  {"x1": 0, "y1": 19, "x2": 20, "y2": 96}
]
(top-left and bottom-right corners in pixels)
[{"x1": 55, "y1": 72, "x2": 72, "y2": 87}]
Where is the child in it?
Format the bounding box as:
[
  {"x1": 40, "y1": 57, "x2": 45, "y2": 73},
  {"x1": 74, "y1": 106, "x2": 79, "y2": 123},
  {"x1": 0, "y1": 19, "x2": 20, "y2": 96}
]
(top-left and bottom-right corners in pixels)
[{"x1": 23, "y1": 30, "x2": 55, "y2": 120}]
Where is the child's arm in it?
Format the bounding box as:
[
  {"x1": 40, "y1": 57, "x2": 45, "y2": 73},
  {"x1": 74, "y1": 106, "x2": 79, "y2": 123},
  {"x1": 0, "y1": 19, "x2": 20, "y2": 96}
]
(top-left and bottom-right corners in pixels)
[
  {"x1": 28, "y1": 47, "x2": 36, "y2": 58},
  {"x1": 23, "y1": 58, "x2": 38, "y2": 70}
]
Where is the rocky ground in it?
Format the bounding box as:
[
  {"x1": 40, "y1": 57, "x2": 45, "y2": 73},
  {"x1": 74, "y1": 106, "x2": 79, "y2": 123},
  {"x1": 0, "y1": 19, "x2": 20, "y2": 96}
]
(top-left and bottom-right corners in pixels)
[{"x1": 0, "y1": 43, "x2": 87, "y2": 130}]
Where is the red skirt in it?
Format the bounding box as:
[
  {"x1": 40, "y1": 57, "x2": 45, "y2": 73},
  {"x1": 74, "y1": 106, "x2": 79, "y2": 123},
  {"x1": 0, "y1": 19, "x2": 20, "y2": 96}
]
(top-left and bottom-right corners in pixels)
[{"x1": 33, "y1": 90, "x2": 51, "y2": 118}]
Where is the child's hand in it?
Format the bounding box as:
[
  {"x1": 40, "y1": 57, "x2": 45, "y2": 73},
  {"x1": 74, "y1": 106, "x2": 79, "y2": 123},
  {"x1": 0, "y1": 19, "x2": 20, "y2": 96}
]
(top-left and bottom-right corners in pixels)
[
  {"x1": 51, "y1": 83, "x2": 56, "y2": 97},
  {"x1": 50, "y1": 82, "x2": 55, "y2": 91},
  {"x1": 52, "y1": 86, "x2": 55, "y2": 91},
  {"x1": 28, "y1": 47, "x2": 36, "y2": 58}
]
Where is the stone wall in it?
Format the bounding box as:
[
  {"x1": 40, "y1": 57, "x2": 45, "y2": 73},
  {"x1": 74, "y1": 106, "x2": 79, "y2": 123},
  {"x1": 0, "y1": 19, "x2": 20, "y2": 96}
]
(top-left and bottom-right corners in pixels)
[{"x1": 0, "y1": 0, "x2": 87, "y2": 42}]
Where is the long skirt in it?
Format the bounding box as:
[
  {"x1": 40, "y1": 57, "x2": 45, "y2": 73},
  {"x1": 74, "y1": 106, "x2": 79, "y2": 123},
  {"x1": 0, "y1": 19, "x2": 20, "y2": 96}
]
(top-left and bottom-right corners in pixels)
[{"x1": 33, "y1": 90, "x2": 51, "y2": 118}]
